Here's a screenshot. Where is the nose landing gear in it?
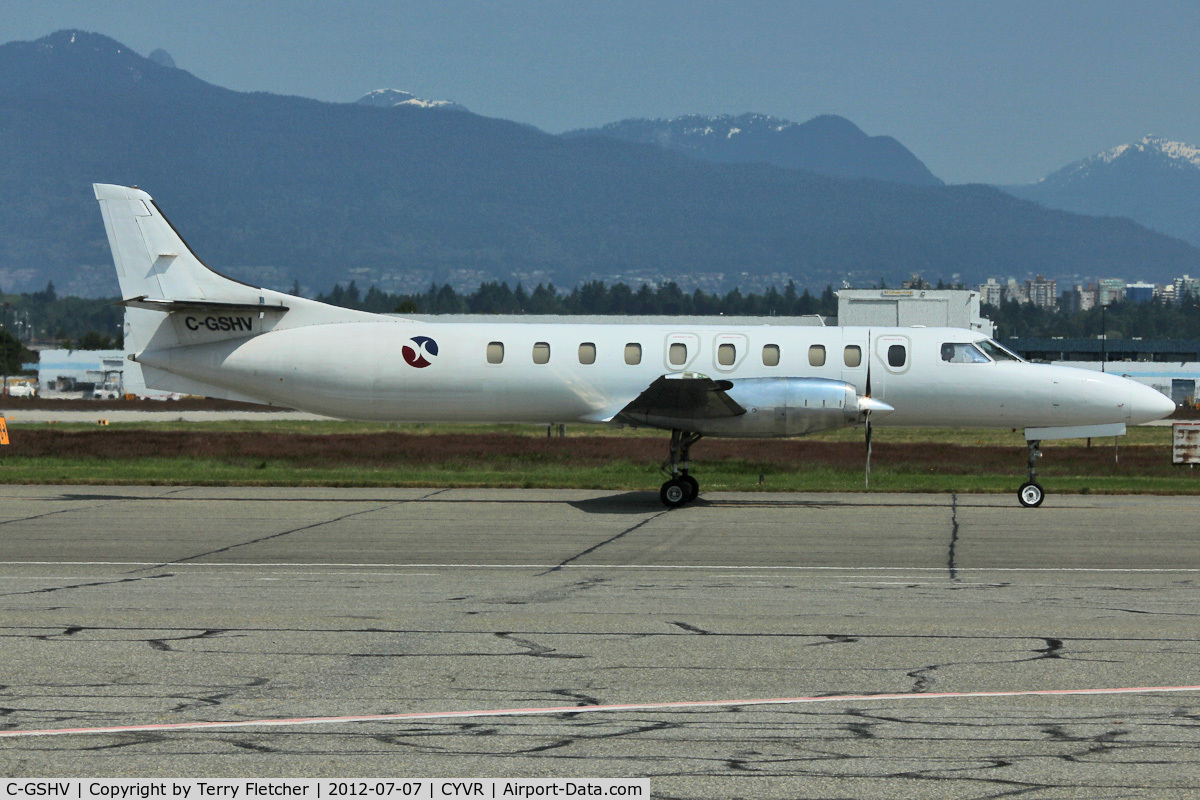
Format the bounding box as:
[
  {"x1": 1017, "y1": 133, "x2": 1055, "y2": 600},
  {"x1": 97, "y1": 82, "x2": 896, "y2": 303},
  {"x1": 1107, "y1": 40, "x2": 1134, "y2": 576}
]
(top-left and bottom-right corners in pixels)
[
  {"x1": 660, "y1": 429, "x2": 703, "y2": 508},
  {"x1": 1017, "y1": 439, "x2": 1045, "y2": 508}
]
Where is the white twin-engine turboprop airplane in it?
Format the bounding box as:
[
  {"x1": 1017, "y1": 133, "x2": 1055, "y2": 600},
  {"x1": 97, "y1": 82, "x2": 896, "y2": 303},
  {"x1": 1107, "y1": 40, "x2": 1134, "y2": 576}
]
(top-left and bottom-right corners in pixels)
[{"x1": 95, "y1": 183, "x2": 1176, "y2": 508}]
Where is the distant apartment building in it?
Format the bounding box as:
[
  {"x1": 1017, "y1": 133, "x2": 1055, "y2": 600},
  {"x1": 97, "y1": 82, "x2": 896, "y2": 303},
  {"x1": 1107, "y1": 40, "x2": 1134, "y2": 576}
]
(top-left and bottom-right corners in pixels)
[
  {"x1": 978, "y1": 278, "x2": 1004, "y2": 306},
  {"x1": 1176, "y1": 275, "x2": 1200, "y2": 303},
  {"x1": 1097, "y1": 278, "x2": 1125, "y2": 306},
  {"x1": 1005, "y1": 278, "x2": 1029, "y2": 304},
  {"x1": 1025, "y1": 275, "x2": 1057, "y2": 309},
  {"x1": 1059, "y1": 284, "x2": 1095, "y2": 313}
]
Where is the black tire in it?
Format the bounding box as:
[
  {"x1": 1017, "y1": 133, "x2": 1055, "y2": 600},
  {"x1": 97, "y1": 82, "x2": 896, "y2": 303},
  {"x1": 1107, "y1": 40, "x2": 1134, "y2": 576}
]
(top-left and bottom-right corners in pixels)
[
  {"x1": 681, "y1": 475, "x2": 700, "y2": 503},
  {"x1": 660, "y1": 479, "x2": 689, "y2": 508},
  {"x1": 1018, "y1": 481, "x2": 1045, "y2": 508}
]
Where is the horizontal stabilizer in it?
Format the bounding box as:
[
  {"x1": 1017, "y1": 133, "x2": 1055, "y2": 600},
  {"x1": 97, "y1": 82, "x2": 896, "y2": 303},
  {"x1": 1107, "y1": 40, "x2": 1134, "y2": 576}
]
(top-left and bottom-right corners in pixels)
[{"x1": 120, "y1": 295, "x2": 289, "y2": 314}]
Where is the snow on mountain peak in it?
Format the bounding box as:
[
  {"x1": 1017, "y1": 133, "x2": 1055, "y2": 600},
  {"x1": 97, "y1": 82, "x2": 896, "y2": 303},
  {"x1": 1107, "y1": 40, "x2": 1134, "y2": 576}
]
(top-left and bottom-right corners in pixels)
[
  {"x1": 1041, "y1": 134, "x2": 1200, "y2": 184},
  {"x1": 356, "y1": 88, "x2": 467, "y2": 112},
  {"x1": 1095, "y1": 135, "x2": 1200, "y2": 168}
]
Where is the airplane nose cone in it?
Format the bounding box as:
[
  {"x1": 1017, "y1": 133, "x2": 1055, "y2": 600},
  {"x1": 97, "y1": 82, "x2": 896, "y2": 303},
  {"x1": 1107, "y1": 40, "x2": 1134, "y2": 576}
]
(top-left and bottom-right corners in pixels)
[{"x1": 1128, "y1": 382, "x2": 1177, "y2": 424}]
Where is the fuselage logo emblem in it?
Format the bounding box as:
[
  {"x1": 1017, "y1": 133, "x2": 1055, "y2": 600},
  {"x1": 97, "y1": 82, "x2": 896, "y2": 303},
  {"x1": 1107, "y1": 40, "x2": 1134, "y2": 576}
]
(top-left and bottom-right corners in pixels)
[{"x1": 402, "y1": 336, "x2": 439, "y2": 368}]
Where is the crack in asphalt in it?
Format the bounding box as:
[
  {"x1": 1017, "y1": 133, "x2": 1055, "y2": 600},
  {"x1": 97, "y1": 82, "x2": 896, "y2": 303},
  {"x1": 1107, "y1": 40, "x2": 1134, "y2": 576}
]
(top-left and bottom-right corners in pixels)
[
  {"x1": 1, "y1": 625, "x2": 1196, "y2": 644},
  {"x1": 541, "y1": 511, "x2": 669, "y2": 574},
  {"x1": 494, "y1": 632, "x2": 585, "y2": 660},
  {"x1": 906, "y1": 664, "x2": 939, "y2": 693},
  {"x1": 0, "y1": 488, "x2": 190, "y2": 529},
  {"x1": 136, "y1": 489, "x2": 449, "y2": 569},
  {"x1": 0, "y1": 573, "x2": 174, "y2": 598},
  {"x1": 147, "y1": 628, "x2": 231, "y2": 653},
  {"x1": 948, "y1": 492, "x2": 961, "y2": 581}
]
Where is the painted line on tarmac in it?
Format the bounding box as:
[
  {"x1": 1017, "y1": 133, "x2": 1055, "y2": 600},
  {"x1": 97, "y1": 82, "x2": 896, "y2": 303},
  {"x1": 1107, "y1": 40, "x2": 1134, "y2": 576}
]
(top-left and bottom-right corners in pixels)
[
  {"x1": 3, "y1": 561, "x2": 1200, "y2": 573},
  {"x1": 3, "y1": 685, "x2": 1199, "y2": 738}
]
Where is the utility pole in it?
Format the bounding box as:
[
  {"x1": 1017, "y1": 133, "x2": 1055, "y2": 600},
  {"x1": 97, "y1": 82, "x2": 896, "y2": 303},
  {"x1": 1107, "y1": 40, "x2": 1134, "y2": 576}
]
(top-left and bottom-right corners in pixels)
[{"x1": 0, "y1": 302, "x2": 9, "y2": 397}]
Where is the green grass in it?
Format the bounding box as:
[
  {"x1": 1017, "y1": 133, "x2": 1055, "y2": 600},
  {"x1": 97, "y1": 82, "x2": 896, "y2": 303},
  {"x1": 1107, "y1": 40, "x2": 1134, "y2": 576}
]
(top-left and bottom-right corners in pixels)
[
  {"x1": 2, "y1": 452, "x2": 1195, "y2": 494},
  {"x1": 1, "y1": 419, "x2": 1193, "y2": 492},
  {"x1": 8, "y1": 418, "x2": 1174, "y2": 446}
]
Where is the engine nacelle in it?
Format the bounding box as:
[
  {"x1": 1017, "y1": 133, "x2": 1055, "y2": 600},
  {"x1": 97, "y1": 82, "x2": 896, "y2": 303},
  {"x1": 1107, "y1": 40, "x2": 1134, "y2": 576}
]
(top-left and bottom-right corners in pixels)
[{"x1": 634, "y1": 377, "x2": 888, "y2": 438}]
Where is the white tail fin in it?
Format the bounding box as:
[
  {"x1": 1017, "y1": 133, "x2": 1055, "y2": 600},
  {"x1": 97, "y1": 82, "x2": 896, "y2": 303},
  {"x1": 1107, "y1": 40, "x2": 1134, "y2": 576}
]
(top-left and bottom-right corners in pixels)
[
  {"x1": 94, "y1": 183, "x2": 390, "y2": 402},
  {"x1": 94, "y1": 183, "x2": 262, "y2": 303}
]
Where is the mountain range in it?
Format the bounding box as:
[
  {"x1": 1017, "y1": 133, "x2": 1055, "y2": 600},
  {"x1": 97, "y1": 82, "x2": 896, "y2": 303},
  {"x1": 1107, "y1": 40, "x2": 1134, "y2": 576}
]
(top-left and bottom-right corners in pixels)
[
  {"x1": 1004, "y1": 135, "x2": 1200, "y2": 250},
  {"x1": 565, "y1": 113, "x2": 943, "y2": 186},
  {"x1": 2, "y1": 30, "x2": 1199, "y2": 298}
]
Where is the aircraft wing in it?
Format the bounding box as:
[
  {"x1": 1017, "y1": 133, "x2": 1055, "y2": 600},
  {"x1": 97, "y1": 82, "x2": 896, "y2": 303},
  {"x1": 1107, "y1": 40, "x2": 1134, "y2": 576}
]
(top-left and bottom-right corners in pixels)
[{"x1": 617, "y1": 374, "x2": 746, "y2": 424}]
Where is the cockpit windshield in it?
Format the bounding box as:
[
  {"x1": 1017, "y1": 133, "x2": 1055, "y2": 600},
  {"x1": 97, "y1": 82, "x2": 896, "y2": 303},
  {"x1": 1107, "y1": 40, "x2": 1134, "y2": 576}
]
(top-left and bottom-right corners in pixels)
[
  {"x1": 940, "y1": 342, "x2": 990, "y2": 363},
  {"x1": 977, "y1": 339, "x2": 1023, "y2": 362},
  {"x1": 940, "y1": 339, "x2": 1024, "y2": 363}
]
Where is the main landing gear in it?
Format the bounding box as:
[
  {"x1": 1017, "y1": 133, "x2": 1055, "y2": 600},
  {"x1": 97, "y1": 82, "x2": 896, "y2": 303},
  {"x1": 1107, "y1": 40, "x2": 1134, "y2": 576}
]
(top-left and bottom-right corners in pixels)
[
  {"x1": 660, "y1": 429, "x2": 703, "y2": 508},
  {"x1": 1018, "y1": 439, "x2": 1045, "y2": 508}
]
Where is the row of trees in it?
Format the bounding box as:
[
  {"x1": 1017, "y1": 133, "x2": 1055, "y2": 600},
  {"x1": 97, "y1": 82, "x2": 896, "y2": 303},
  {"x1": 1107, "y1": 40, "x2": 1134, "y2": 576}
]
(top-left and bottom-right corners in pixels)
[
  {"x1": 986, "y1": 296, "x2": 1200, "y2": 340},
  {"x1": 4, "y1": 280, "x2": 1200, "y2": 362},
  {"x1": 317, "y1": 280, "x2": 841, "y2": 317},
  {"x1": 0, "y1": 282, "x2": 124, "y2": 349}
]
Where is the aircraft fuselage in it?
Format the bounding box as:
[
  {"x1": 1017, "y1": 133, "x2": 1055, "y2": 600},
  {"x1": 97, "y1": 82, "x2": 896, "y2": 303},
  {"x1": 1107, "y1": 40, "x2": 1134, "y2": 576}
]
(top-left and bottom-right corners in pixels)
[{"x1": 136, "y1": 316, "x2": 1171, "y2": 431}]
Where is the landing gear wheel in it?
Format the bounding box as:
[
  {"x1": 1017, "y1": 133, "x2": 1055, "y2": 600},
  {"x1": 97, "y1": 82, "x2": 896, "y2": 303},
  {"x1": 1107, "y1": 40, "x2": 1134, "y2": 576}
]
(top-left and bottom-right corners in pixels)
[
  {"x1": 1018, "y1": 481, "x2": 1045, "y2": 508},
  {"x1": 660, "y1": 479, "x2": 689, "y2": 508},
  {"x1": 681, "y1": 475, "x2": 700, "y2": 503}
]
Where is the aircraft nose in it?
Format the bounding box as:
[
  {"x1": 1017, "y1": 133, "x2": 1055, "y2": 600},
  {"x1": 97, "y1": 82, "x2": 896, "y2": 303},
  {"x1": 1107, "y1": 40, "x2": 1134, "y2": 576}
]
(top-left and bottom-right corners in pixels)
[{"x1": 1128, "y1": 382, "x2": 1177, "y2": 424}]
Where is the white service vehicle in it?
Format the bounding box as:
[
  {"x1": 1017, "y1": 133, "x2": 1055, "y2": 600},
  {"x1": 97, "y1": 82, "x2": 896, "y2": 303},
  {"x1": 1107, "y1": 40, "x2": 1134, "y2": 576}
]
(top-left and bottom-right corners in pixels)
[
  {"x1": 5, "y1": 381, "x2": 36, "y2": 398},
  {"x1": 92, "y1": 381, "x2": 122, "y2": 399},
  {"x1": 94, "y1": 184, "x2": 1176, "y2": 507}
]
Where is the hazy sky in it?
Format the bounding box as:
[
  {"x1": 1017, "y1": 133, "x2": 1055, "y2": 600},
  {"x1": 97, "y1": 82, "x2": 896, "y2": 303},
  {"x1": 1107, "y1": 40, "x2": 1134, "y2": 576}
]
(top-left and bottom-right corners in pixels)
[{"x1": 7, "y1": 0, "x2": 1200, "y2": 184}]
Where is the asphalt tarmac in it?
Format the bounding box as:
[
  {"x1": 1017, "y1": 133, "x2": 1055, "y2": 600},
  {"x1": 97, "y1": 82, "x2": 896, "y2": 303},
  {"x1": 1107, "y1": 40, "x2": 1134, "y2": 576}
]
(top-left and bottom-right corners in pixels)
[{"x1": 2, "y1": 486, "x2": 1199, "y2": 797}]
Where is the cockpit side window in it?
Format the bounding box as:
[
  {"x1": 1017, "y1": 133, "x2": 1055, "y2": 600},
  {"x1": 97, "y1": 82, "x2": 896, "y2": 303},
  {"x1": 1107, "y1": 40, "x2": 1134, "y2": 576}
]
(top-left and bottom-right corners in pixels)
[
  {"x1": 940, "y1": 342, "x2": 990, "y2": 363},
  {"x1": 977, "y1": 339, "x2": 1023, "y2": 362}
]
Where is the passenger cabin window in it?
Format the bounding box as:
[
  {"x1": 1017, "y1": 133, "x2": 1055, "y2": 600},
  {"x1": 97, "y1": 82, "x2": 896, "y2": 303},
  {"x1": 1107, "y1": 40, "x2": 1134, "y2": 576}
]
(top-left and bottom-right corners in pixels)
[
  {"x1": 669, "y1": 342, "x2": 688, "y2": 366},
  {"x1": 532, "y1": 342, "x2": 550, "y2": 364},
  {"x1": 809, "y1": 345, "x2": 826, "y2": 367},
  {"x1": 487, "y1": 342, "x2": 505, "y2": 364},
  {"x1": 717, "y1": 343, "x2": 736, "y2": 366},
  {"x1": 940, "y1": 342, "x2": 989, "y2": 363},
  {"x1": 844, "y1": 345, "x2": 861, "y2": 368},
  {"x1": 625, "y1": 343, "x2": 642, "y2": 365},
  {"x1": 762, "y1": 344, "x2": 780, "y2": 367},
  {"x1": 578, "y1": 343, "x2": 596, "y2": 365},
  {"x1": 887, "y1": 344, "x2": 907, "y2": 368}
]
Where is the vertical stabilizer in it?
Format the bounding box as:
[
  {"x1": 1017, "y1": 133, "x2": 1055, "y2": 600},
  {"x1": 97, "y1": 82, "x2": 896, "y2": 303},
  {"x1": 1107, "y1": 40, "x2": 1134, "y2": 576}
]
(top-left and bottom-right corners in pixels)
[
  {"x1": 94, "y1": 183, "x2": 260, "y2": 303},
  {"x1": 93, "y1": 182, "x2": 394, "y2": 402}
]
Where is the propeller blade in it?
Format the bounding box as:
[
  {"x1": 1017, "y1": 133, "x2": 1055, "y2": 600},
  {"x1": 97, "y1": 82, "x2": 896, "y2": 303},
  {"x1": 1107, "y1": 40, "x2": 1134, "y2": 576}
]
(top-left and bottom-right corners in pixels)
[{"x1": 865, "y1": 415, "x2": 872, "y2": 489}]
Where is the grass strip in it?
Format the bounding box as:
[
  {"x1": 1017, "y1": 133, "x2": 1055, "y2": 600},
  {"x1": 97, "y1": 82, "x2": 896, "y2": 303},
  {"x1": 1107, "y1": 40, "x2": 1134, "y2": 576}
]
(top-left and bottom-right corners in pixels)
[{"x1": 0, "y1": 425, "x2": 1195, "y2": 493}]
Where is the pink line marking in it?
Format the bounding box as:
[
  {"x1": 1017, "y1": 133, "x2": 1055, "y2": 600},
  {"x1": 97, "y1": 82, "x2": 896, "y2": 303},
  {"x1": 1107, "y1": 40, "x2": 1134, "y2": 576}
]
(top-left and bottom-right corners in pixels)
[{"x1": 3, "y1": 685, "x2": 1198, "y2": 739}]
